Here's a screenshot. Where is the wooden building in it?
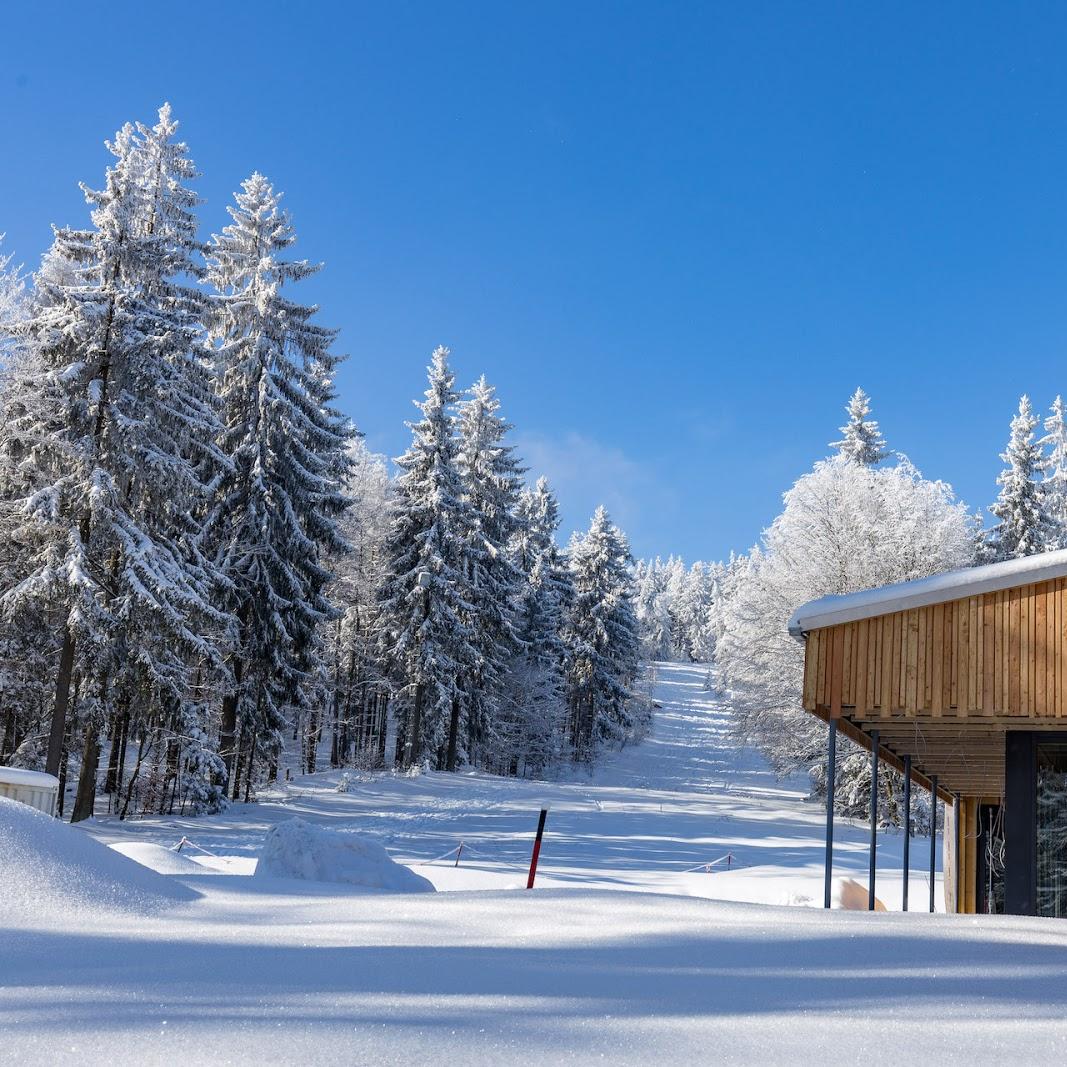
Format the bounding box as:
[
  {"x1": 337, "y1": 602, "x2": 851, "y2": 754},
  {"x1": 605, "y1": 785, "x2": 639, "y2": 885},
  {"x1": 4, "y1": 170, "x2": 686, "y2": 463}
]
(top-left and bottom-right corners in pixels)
[{"x1": 790, "y1": 550, "x2": 1067, "y2": 917}]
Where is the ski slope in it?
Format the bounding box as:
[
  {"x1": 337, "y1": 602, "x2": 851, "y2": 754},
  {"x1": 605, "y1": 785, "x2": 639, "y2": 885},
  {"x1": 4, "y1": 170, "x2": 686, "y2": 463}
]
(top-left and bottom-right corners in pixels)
[
  {"x1": 7, "y1": 663, "x2": 1067, "y2": 1064},
  {"x1": 80, "y1": 661, "x2": 935, "y2": 907}
]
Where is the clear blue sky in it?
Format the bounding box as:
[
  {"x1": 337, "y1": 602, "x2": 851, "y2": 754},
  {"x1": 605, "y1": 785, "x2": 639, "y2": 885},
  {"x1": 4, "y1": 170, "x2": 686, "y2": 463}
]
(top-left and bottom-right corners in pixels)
[{"x1": 3, "y1": 2, "x2": 1067, "y2": 561}]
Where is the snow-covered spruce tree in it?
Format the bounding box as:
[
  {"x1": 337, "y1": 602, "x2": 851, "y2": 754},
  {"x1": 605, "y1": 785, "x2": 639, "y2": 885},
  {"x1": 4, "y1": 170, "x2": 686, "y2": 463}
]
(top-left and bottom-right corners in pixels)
[
  {"x1": 713, "y1": 456, "x2": 974, "y2": 800},
  {"x1": 562, "y1": 506, "x2": 641, "y2": 761},
  {"x1": 1041, "y1": 396, "x2": 1067, "y2": 551},
  {"x1": 831, "y1": 387, "x2": 888, "y2": 466},
  {"x1": 378, "y1": 347, "x2": 478, "y2": 769},
  {"x1": 0, "y1": 235, "x2": 25, "y2": 357},
  {"x1": 453, "y1": 376, "x2": 525, "y2": 770},
  {"x1": 672, "y1": 561, "x2": 718, "y2": 662},
  {"x1": 633, "y1": 559, "x2": 673, "y2": 661},
  {"x1": 0, "y1": 238, "x2": 61, "y2": 768},
  {"x1": 204, "y1": 172, "x2": 351, "y2": 800},
  {"x1": 4, "y1": 106, "x2": 231, "y2": 821},
  {"x1": 987, "y1": 395, "x2": 1052, "y2": 562},
  {"x1": 327, "y1": 439, "x2": 393, "y2": 768},
  {"x1": 493, "y1": 476, "x2": 571, "y2": 775}
]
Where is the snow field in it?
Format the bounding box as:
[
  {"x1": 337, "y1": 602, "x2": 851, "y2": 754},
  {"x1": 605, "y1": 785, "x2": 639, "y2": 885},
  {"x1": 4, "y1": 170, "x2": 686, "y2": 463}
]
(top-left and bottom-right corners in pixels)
[{"x1": 7, "y1": 662, "x2": 1067, "y2": 1063}]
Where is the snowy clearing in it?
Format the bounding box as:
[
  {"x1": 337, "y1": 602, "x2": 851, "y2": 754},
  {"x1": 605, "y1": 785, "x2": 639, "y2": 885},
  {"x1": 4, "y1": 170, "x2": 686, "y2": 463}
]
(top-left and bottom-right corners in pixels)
[{"x1": 5, "y1": 662, "x2": 1067, "y2": 1063}]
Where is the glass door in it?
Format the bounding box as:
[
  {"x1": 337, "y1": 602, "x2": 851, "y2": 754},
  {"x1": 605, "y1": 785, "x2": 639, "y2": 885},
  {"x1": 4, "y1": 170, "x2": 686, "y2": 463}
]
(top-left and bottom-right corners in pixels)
[
  {"x1": 1036, "y1": 742, "x2": 1067, "y2": 918},
  {"x1": 977, "y1": 803, "x2": 1004, "y2": 914}
]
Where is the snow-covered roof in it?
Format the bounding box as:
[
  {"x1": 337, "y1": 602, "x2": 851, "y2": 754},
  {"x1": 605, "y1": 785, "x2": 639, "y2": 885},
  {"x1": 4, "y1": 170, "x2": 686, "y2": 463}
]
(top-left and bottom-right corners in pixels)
[
  {"x1": 788, "y1": 548, "x2": 1067, "y2": 637},
  {"x1": 0, "y1": 766, "x2": 59, "y2": 788}
]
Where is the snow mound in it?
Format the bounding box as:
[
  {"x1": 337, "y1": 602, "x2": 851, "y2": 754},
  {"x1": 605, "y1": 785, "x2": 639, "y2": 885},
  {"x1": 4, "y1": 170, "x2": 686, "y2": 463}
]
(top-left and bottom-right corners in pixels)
[
  {"x1": 0, "y1": 797, "x2": 199, "y2": 923},
  {"x1": 108, "y1": 840, "x2": 214, "y2": 876},
  {"x1": 254, "y1": 818, "x2": 435, "y2": 893}
]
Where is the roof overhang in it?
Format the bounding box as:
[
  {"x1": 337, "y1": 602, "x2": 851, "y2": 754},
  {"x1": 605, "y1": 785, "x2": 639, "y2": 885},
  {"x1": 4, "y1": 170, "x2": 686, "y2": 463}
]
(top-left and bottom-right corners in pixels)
[{"x1": 788, "y1": 547, "x2": 1067, "y2": 638}]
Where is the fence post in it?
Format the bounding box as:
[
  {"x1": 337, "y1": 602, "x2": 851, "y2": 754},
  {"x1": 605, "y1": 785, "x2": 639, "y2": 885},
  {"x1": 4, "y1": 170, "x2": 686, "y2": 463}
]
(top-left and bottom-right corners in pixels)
[{"x1": 526, "y1": 805, "x2": 550, "y2": 889}]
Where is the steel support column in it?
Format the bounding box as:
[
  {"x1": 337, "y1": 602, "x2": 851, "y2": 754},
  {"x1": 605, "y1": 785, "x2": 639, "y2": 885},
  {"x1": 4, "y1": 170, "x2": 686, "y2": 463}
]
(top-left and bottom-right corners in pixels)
[
  {"x1": 869, "y1": 729, "x2": 879, "y2": 911},
  {"x1": 929, "y1": 774, "x2": 938, "y2": 913},
  {"x1": 824, "y1": 718, "x2": 837, "y2": 909},
  {"x1": 902, "y1": 754, "x2": 911, "y2": 913},
  {"x1": 953, "y1": 793, "x2": 961, "y2": 913}
]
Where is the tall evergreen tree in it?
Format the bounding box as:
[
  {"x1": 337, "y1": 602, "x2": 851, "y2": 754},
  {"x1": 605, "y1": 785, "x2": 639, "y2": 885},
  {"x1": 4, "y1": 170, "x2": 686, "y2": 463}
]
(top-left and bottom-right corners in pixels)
[
  {"x1": 453, "y1": 376, "x2": 525, "y2": 770},
  {"x1": 0, "y1": 235, "x2": 25, "y2": 356},
  {"x1": 378, "y1": 347, "x2": 478, "y2": 768},
  {"x1": 4, "y1": 106, "x2": 230, "y2": 820},
  {"x1": 494, "y1": 476, "x2": 571, "y2": 774},
  {"x1": 204, "y1": 172, "x2": 351, "y2": 798},
  {"x1": 1041, "y1": 395, "x2": 1067, "y2": 551},
  {"x1": 988, "y1": 395, "x2": 1052, "y2": 561},
  {"x1": 562, "y1": 506, "x2": 640, "y2": 760},
  {"x1": 328, "y1": 439, "x2": 393, "y2": 768},
  {"x1": 831, "y1": 387, "x2": 888, "y2": 466}
]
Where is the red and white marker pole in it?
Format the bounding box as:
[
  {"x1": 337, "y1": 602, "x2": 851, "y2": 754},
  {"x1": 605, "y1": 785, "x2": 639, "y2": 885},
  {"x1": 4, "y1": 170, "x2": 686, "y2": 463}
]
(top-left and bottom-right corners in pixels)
[{"x1": 526, "y1": 805, "x2": 550, "y2": 889}]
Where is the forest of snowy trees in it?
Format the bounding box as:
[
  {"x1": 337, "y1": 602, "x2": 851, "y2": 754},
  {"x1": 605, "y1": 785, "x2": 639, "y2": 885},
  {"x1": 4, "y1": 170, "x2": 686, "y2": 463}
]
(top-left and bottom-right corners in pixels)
[
  {"x1": 0, "y1": 106, "x2": 644, "y2": 820},
  {"x1": 641, "y1": 386, "x2": 1067, "y2": 824},
  {"x1": 6, "y1": 108, "x2": 1067, "y2": 830}
]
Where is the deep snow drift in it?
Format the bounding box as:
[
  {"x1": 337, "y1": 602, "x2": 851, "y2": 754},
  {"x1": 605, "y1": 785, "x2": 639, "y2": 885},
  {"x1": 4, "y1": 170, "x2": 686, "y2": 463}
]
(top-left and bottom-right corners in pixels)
[
  {"x1": 4, "y1": 662, "x2": 1067, "y2": 1064},
  {"x1": 254, "y1": 817, "x2": 435, "y2": 892},
  {"x1": 0, "y1": 795, "x2": 197, "y2": 922}
]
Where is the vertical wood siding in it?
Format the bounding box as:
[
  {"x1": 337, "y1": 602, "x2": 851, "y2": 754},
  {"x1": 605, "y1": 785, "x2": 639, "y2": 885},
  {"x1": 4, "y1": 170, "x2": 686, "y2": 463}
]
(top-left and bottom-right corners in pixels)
[{"x1": 802, "y1": 578, "x2": 1067, "y2": 718}]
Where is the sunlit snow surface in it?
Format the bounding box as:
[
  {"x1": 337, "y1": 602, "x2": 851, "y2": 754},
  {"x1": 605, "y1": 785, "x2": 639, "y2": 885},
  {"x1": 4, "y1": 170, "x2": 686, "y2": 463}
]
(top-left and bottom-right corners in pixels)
[{"x1": 5, "y1": 663, "x2": 1067, "y2": 1063}]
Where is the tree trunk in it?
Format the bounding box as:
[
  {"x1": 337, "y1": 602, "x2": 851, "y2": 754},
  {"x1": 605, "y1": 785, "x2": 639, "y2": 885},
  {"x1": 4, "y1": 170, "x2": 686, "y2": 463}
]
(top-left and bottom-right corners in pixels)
[
  {"x1": 219, "y1": 656, "x2": 243, "y2": 785},
  {"x1": 231, "y1": 730, "x2": 245, "y2": 801},
  {"x1": 407, "y1": 683, "x2": 424, "y2": 768},
  {"x1": 70, "y1": 720, "x2": 101, "y2": 823},
  {"x1": 46, "y1": 625, "x2": 77, "y2": 776},
  {"x1": 104, "y1": 707, "x2": 128, "y2": 795},
  {"x1": 120, "y1": 729, "x2": 150, "y2": 820},
  {"x1": 1, "y1": 705, "x2": 14, "y2": 758},
  {"x1": 243, "y1": 731, "x2": 257, "y2": 803},
  {"x1": 445, "y1": 695, "x2": 461, "y2": 772},
  {"x1": 56, "y1": 738, "x2": 70, "y2": 817},
  {"x1": 376, "y1": 693, "x2": 389, "y2": 766}
]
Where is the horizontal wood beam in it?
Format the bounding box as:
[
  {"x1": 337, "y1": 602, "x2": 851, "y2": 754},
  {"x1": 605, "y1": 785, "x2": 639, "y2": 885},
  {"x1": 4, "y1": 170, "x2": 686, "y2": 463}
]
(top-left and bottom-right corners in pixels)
[{"x1": 810, "y1": 705, "x2": 954, "y2": 803}]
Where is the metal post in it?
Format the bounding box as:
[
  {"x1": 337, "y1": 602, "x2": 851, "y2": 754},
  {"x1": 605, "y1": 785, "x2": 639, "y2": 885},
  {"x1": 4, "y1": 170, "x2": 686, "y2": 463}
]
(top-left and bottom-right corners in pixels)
[
  {"x1": 526, "y1": 805, "x2": 549, "y2": 889},
  {"x1": 902, "y1": 755, "x2": 911, "y2": 913},
  {"x1": 869, "y1": 729, "x2": 879, "y2": 911},
  {"x1": 824, "y1": 718, "x2": 837, "y2": 909},
  {"x1": 929, "y1": 775, "x2": 938, "y2": 913},
  {"x1": 953, "y1": 793, "x2": 961, "y2": 913}
]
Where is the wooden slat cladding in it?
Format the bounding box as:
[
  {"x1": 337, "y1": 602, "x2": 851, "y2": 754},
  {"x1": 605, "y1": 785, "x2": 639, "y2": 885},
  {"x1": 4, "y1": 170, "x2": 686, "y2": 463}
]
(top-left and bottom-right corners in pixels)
[{"x1": 803, "y1": 578, "x2": 1067, "y2": 719}]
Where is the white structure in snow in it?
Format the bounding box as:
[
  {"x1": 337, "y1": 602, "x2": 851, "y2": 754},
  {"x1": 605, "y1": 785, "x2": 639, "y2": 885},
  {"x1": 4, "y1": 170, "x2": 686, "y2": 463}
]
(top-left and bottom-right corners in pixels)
[{"x1": 0, "y1": 767, "x2": 60, "y2": 816}]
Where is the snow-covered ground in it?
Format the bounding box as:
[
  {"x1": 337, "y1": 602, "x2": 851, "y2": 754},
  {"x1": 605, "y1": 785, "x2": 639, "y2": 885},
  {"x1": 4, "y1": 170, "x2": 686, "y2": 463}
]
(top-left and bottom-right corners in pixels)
[{"x1": 5, "y1": 662, "x2": 1067, "y2": 1063}]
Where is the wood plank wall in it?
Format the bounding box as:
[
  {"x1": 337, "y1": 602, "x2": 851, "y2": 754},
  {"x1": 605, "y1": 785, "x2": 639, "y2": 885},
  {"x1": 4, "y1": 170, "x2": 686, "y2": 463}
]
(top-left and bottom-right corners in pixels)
[{"x1": 802, "y1": 578, "x2": 1067, "y2": 719}]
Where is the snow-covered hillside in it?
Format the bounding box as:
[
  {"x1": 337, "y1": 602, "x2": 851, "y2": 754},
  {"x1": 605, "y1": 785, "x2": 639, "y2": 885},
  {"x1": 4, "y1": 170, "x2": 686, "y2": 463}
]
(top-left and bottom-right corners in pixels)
[
  {"x1": 81, "y1": 661, "x2": 934, "y2": 907},
  {"x1": 7, "y1": 663, "x2": 1067, "y2": 1064}
]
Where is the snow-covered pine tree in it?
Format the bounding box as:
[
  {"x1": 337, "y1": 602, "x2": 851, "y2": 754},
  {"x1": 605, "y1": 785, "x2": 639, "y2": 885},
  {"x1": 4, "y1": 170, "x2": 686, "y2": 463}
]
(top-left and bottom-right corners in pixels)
[
  {"x1": 987, "y1": 395, "x2": 1052, "y2": 561},
  {"x1": 4, "y1": 106, "x2": 231, "y2": 820},
  {"x1": 494, "y1": 476, "x2": 571, "y2": 775},
  {"x1": 328, "y1": 439, "x2": 393, "y2": 768},
  {"x1": 1041, "y1": 396, "x2": 1067, "y2": 551},
  {"x1": 831, "y1": 387, "x2": 888, "y2": 466},
  {"x1": 378, "y1": 347, "x2": 478, "y2": 769},
  {"x1": 453, "y1": 376, "x2": 525, "y2": 770},
  {"x1": 0, "y1": 235, "x2": 25, "y2": 356},
  {"x1": 633, "y1": 559, "x2": 672, "y2": 662},
  {"x1": 0, "y1": 237, "x2": 60, "y2": 769},
  {"x1": 204, "y1": 172, "x2": 351, "y2": 799},
  {"x1": 562, "y1": 506, "x2": 641, "y2": 760},
  {"x1": 713, "y1": 456, "x2": 974, "y2": 787}
]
